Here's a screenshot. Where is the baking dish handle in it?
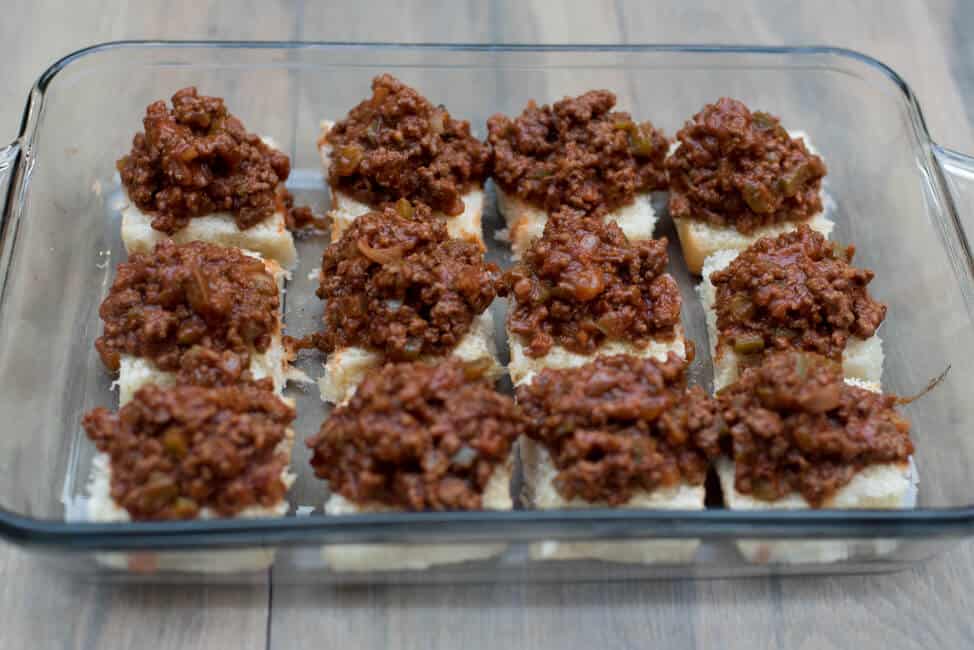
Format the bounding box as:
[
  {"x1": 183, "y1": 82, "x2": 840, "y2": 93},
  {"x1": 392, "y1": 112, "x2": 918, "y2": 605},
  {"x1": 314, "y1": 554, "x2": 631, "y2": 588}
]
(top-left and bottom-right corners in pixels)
[
  {"x1": 0, "y1": 141, "x2": 20, "y2": 218},
  {"x1": 933, "y1": 144, "x2": 974, "y2": 239}
]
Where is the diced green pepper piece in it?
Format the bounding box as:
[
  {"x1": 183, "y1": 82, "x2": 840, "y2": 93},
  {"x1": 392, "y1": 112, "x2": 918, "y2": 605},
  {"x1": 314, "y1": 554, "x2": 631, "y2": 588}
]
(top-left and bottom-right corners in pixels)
[
  {"x1": 733, "y1": 333, "x2": 765, "y2": 354},
  {"x1": 741, "y1": 180, "x2": 773, "y2": 213}
]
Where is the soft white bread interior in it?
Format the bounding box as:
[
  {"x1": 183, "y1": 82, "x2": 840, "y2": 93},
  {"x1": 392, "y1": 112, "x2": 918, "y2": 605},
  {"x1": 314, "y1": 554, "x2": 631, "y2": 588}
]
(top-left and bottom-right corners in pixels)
[
  {"x1": 319, "y1": 310, "x2": 501, "y2": 404},
  {"x1": 120, "y1": 137, "x2": 297, "y2": 269},
  {"x1": 87, "y1": 428, "x2": 296, "y2": 523},
  {"x1": 318, "y1": 120, "x2": 485, "y2": 248},
  {"x1": 698, "y1": 249, "x2": 883, "y2": 391},
  {"x1": 674, "y1": 211, "x2": 833, "y2": 276},
  {"x1": 520, "y1": 440, "x2": 702, "y2": 564},
  {"x1": 495, "y1": 185, "x2": 660, "y2": 259},
  {"x1": 716, "y1": 379, "x2": 917, "y2": 564},
  {"x1": 508, "y1": 325, "x2": 687, "y2": 388},
  {"x1": 320, "y1": 457, "x2": 512, "y2": 572},
  {"x1": 122, "y1": 208, "x2": 297, "y2": 270},
  {"x1": 511, "y1": 330, "x2": 698, "y2": 564},
  {"x1": 669, "y1": 131, "x2": 831, "y2": 275},
  {"x1": 87, "y1": 427, "x2": 296, "y2": 573},
  {"x1": 115, "y1": 254, "x2": 290, "y2": 404}
]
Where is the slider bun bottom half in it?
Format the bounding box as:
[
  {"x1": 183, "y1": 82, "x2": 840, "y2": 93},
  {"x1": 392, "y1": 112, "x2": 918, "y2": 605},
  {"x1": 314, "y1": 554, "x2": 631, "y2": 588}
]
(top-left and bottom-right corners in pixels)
[
  {"x1": 508, "y1": 326, "x2": 687, "y2": 389},
  {"x1": 119, "y1": 135, "x2": 296, "y2": 268},
  {"x1": 121, "y1": 205, "x2": 297, "y2": 270},
  {"x1": 520, "y1": 441, "x2": 703, "y2": 564},
  {"x1": 117, "y1": 338, "x2": 288, "y2": 405},
  {"x1": 698, "y1": 249, "x2": 884, "y2": 392},
  {"x1": 674, "y1": 210, "x2": 833, "y2": 276},
  {"x1": 716, "y1": 456, "x2": 918, "y2": 565},
  {"x1": 318, "y1": 120, "x2": 485, "y2": 249},
  {"x1": 511, "y1": 328, "x2": 700, "y2": 564},
  {"x1": 319, "y1": 310, "x2": 501, "y2": 405},
  {"x1": 669, "y1": 129, "x2": 830, "y2": 276},
  {"x1": 494, "y1": 185, "x2": 660, "y2": 260},
  {"x1": 115, "y1": 254, "x2": 289, "y2": 404},
  {"x1": 85, "y1": 431, "x2": 296, "y2": 574},
  {"x1": 320, "y1": 458, "x2": 513, "y2": 572}
]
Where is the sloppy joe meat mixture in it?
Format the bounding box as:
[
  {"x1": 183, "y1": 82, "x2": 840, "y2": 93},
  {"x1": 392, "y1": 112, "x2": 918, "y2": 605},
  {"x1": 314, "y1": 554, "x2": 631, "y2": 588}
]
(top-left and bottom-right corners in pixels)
[
  {"x1": 502, "y1": 212, "x2": 681, "y2": 357},
  {"x1": 488, "y1": 90, "x2": 668, "y2": 217},
  {"x1": 95, "y1": 240, "x2": 280, "y2": 385},
  {"x1": 118, "y1": 87, "x2": 295, "y2": 234},
  {"x1": 83, "y1": 383, "x2": 295, "y2": 520},
  {"x1": 316, "y1": 201, "x2": 498, "y2": 361},
  {"x1": 306, "y1": 359, "x2": 525, "y2": 510},
  {"x1": 711, "y1": 225, "x2": 886, "y2": 363},
  {"x1": 718, "y1": 351, "x2": 913, "y2": 507},
  {"x1": 666, "y1": 97, "x2": 827, "y2": 233},
  {"x1": 516, "y1": 353, "x2": 721, "y2": 505},
  {"x1": 325, "y1": 74, "x2": 490, "y2": 216},
  {"x1": 94, "y1": 82, "x2": 914, "y2": 517}
]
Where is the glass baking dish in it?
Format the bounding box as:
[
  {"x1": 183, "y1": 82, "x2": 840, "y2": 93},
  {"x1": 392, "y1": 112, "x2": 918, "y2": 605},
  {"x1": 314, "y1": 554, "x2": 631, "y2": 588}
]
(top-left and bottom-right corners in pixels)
[{"x1": 2, "y1": 40, "x2": 974, "y2": 582}]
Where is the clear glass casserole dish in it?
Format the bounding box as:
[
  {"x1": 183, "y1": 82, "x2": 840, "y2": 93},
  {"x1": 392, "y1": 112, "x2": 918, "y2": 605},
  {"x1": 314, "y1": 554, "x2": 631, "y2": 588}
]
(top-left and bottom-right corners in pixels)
[{"x1": 2, "y1": 41, "x2": 974, "y2": 582}]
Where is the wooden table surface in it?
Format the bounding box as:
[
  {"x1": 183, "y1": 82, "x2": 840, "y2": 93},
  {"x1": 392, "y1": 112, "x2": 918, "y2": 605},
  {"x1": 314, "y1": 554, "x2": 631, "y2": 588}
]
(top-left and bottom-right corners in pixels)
[{"x1": 3, "y1": 1, "x2": 973, "y2": 648}]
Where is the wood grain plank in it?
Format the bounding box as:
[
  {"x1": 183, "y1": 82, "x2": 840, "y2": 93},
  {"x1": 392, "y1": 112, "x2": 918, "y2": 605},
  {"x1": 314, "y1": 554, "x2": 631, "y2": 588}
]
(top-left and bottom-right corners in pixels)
[
  {"x1": 614, "y1": 4, "x2": 974, "y2": 650},
  {"x1": 0, "y1": 2, "x2": 296, "y2": 649},
  {"x1": 617, "y1": 0, "x2": 974, "y2": 152},
  {"x1": 4, "y1": 3, "x2": 974, "y2": 650}
]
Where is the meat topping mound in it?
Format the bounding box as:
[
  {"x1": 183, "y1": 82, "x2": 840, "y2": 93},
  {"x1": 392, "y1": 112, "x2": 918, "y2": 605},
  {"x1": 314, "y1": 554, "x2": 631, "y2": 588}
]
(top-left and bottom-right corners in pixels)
[
  {"x1": 307, "y1": 360, "x2": 525, "y2": 510},
  {"x1": 95, "y1": 240, "x2": 280, "y2": 378},
  {"x1": 83, "y1": 383, "x2": 295, "y2": 520},
  {"x1": 516, "y1": 353, "x2": 721, "y2": 505},
  {"x1": 502, "y1": 212, "x2": 681, "y2": 357},
  {"x1": 325, "y1": 74, "x2": 490, "y2": 216},
  {"x1": 488, "y1": 90, "x2": 668, "y2": 216},
  {"x1": 711, "y1": 225, "x2": 885, "y2": 363},
  {"x1": 318, "y1": 201, "x2": 498, "y2": 360},
  {"x1": 118, "y1": 86, "x2": 291, "y2": 234},
  {"x1": 666, "y1": 97, "x2": 827, "y2": 233},
  {"x1": 718, "y1": 351, "x2": 913, "y2": 506}
]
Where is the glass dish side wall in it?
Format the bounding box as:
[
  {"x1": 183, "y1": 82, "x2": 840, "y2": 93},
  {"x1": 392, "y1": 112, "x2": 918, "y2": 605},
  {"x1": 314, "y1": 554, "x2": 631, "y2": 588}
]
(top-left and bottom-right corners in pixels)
[{"x1": 0, "y1": 45, "x2": 971, "y2": 577}]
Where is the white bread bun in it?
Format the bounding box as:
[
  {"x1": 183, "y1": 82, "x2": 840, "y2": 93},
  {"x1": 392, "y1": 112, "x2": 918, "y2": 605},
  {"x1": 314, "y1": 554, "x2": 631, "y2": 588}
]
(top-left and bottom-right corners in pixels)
[
  {"x1": 668, "y1": 131, "x2": 831, "y2": 275},
  {"x1": 319, "y1": 120, "x2": 485, "y2": 249},
  {"x1": 698, "y1": 249, "x2": 883, "y2": 391},
  {"x1": 510, "y1": 328, "x2": 699, "y2": 564},
  {"x1": 87, "y1": 426, "x2": 296, "y2": 573},
  {"x1": 674, "y1": 212, "x2": 833, "y2": 276},
  {"x1": 495, "y1": 185, "x2": 660, "y2": 260},
  {"x1": 716, "y1": 378, "x2": 917, "y2": 564},
  {"x1": 114, "y1": 253, "x2": 290, "y2": 404},
  {"x1": 320, "y1": 456, "x2": 512, "y2": 572},
  {"x1": 519, "y1": 440, "x2": 701, "y2": 564},
  {"x1": 120, "y1": 137, "x2": 297, "y2": 269},
  {"x1": 508, "y1": 325, "x2": 687, "y2": 388},
  {"x1": 319, "y1": 310, "x2": 501, "y2": 405}
]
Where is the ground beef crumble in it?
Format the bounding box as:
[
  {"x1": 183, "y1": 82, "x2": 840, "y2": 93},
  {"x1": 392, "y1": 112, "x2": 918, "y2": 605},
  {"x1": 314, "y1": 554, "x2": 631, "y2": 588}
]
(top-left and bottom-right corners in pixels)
[
  {"x1": 711, "y1": 225, "x2": 886, "y2": 363},
  {"x1": 118, "y1": 86, "x2": 292, "y2": 234},
  {"x1": 501, "y1": 212, "x2": 681, "y2": 357},
  {"x1": 95, "y1": 240, "x2": 280, "y2": 379},
  {"x1": 717, "y1": 351, "x2": 913, "y2": 507},
  {"x1": 666, "y1": 97, "x2": 827, "y2": 233},
  {"x1": 307, "y1": 359, "x2": 525, "y2": 510},
  {"x1": 488, "y1": 90, "x2": 668, "y2": 217},
  {"x1": 175, "y1": 346, "x2": 275, "y2": 390},
  {"x1": 284, "y1": 191, "x2": 330, "y2": 233},
  {"x1": 316, "y1": 201, "x2": 498, "y2": 360},
  {"x1": 324, "y1": 74, "x2": 490, "y2": 216},
  {"x1": 516, "y1": 353, "x2": 721, "y2": 505},
  {"x1": 83, "y1": 383, "x2": 295, "y2": 520}
]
